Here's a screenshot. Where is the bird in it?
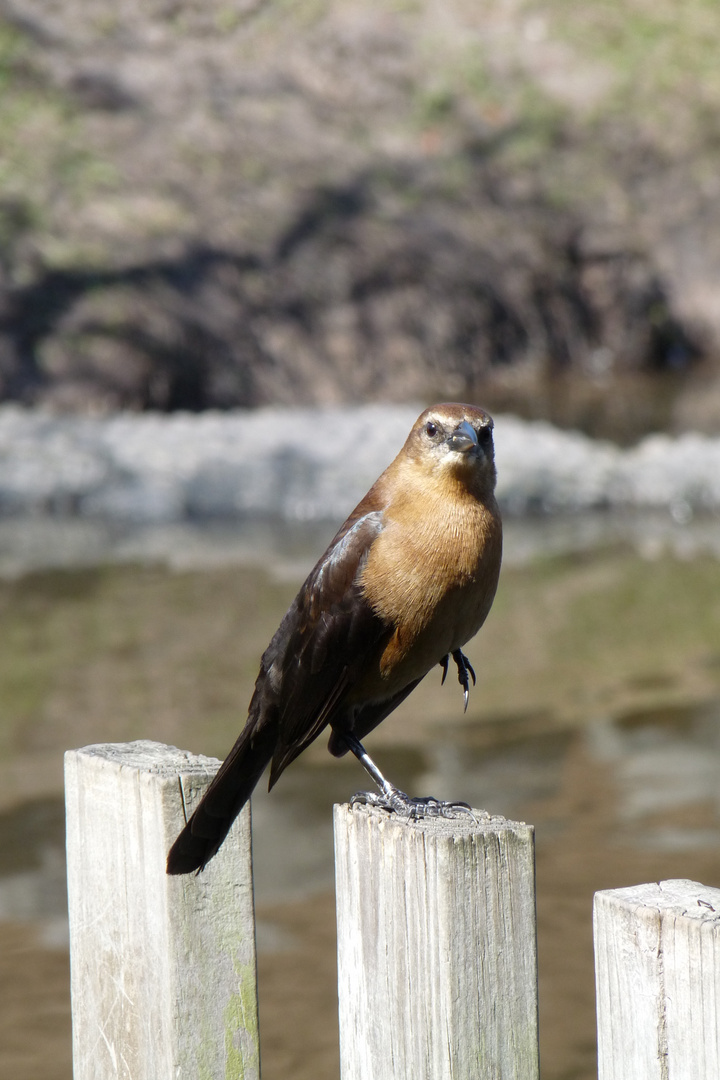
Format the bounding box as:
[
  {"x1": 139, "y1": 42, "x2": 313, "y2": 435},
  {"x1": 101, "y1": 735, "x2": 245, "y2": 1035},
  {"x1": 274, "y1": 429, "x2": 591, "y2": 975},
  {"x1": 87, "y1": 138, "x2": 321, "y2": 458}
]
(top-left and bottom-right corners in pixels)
[{"x1": 167, "y1": 402, "x2": 502, "y2": 875}]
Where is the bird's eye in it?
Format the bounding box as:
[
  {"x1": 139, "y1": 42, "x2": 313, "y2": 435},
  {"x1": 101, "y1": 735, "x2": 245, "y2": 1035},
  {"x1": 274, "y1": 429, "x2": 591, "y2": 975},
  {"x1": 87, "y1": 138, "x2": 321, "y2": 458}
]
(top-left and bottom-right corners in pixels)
[
  {"x1": 478, "y1": 426, "x2": 492, "y2": 445},
  {"x1": 425, "y1": 421, "x2": 438, "y2": 438}
]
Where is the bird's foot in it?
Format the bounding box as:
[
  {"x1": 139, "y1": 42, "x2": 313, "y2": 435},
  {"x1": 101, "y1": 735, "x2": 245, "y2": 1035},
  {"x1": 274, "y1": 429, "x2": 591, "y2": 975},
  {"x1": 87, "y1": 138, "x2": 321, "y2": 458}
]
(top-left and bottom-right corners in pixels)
[
  {"x1": 440, "y1": 649, "x2": 477, "y2": 712},
  {"x1": 351, "y1": 786, "x2": 477, "y2": 822},
  {"x1": 341, "y1": 730, "x2": 476, "y2": 821}
]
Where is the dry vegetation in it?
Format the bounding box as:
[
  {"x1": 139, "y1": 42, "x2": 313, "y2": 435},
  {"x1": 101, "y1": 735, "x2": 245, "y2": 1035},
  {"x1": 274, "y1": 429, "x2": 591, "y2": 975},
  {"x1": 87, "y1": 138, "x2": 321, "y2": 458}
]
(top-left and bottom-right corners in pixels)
[{"x1": 1, "y1": 0, "x2": 720, "y2": 428}]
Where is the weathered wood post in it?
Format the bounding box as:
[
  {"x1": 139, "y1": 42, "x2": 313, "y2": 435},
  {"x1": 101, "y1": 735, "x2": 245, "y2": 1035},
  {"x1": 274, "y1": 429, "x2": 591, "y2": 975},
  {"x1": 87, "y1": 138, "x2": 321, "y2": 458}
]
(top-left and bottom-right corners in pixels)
[
  {"x1": 65, "y1": 741, "x2": 259, "y2": 1080},
  {"x1": 594, "y1": 878, "x2": 720, "y2": 1080},
  {"x1": 334, "y1": 804, "x2": 539, "y2": 1080}
]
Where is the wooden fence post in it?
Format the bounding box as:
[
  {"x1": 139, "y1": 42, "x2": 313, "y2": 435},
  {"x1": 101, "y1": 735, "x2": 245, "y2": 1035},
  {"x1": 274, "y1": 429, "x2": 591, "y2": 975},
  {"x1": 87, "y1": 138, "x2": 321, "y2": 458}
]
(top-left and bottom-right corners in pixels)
[
  {"x1": 594, "y1": 878, "x2": 720, "y2": 1080},
  {"x1": 65, "y1": 740, "x2": 260, "y2": 1080},
  {"x1": 334, "y1": 804, "x2": 539, "y2": 1080}
]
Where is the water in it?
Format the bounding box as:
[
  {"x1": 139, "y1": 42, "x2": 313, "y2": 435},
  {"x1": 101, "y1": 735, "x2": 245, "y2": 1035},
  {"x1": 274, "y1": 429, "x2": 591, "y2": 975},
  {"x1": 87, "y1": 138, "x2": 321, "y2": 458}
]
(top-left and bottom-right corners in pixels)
[
  {"x1": 0, "y1": 403, "x2": 718, "y2": 1079},
  {"x1": 4, "y1": 700, "x2": 719, "y2": 911},
  {"x1": 0, "y1": 402, "x2": 719, "y2": 579},
  {"x1": 3, "y1": 700, "x2": 719, "y2": 1080}
]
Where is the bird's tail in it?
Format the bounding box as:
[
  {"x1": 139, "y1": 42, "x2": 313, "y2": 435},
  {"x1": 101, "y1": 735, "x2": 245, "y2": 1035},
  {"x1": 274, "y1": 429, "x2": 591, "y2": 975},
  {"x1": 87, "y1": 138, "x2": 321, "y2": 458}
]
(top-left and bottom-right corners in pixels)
[{"x1": 166, "y1": 722, "x2": 275, "y2": 875}]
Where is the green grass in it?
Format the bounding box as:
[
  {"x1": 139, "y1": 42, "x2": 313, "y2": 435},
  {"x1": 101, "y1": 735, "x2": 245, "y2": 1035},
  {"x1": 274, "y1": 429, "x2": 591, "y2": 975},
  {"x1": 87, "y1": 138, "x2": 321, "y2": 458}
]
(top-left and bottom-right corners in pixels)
[
  {"x1": 0, "y1": 18, "x2": 117, "y2": 263},
  {"x1": 531, "y1": 0, "x2": 720, "y2": 139}
]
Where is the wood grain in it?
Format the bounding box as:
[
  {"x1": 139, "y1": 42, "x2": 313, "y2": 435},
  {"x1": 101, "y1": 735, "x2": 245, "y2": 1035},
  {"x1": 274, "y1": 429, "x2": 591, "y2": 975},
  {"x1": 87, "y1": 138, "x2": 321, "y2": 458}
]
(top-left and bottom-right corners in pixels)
[
  {"x1": 65, "y1": 741, "x2": 259, "y2": 1080},
  {"x1": 594, "y1": 878, "x2": 720, "y2": 1080},
  {"x1": 334, "y1": 803, "x2": 539, "y2": 1080}
]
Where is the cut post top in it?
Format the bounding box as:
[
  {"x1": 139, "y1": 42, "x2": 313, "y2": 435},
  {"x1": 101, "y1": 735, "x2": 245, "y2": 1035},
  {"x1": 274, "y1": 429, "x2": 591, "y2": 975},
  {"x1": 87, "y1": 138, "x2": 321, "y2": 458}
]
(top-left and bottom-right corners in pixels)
[
  {"x1": 595, "y1": 878, "x2": 720, "y2": 922},
  {"x1": 65, "y1": 739, "x2": 222, "y2": 779},
  {"x1": 334, "y1": 800, "x2": 533, "y2": 838}
]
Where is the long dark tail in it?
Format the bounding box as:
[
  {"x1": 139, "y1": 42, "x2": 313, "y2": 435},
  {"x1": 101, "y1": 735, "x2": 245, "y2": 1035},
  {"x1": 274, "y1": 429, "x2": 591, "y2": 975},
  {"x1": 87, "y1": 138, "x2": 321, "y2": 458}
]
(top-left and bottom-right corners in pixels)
[{"x1": 166, "y1": 722, "x2": 275, "y2": 875}]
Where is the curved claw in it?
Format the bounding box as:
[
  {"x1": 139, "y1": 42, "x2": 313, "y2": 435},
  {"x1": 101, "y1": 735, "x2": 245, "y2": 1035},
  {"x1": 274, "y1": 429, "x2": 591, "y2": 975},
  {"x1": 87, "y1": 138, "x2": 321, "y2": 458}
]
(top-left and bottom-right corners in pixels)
[
  {"x1": 439, "y1": 654, "x2": 449, "y2": 685},
  {"x1": 451, "y1": 649, "x2": 476, "y2": 713}
]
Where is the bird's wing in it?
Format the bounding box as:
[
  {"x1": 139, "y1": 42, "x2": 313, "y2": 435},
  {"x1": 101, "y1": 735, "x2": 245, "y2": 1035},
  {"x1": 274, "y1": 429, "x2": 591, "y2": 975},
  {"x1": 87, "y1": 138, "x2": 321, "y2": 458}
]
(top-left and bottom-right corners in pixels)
[
  {"x1": 325, "y1": 675, "x2": 423, "y2": 756},
  {"x1": 257, "y1": 509, "x2": 392, "y2": 786}
]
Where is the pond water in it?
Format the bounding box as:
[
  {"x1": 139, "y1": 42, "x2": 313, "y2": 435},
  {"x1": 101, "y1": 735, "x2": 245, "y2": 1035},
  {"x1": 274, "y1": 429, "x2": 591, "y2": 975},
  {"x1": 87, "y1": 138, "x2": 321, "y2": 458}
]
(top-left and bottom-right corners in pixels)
[
  {"x1": 0, "y1": 513, "x2": 718, "y2": 1080},
  {"x1": 0, "y1": 403, "x2": 719, "y2": 1080},
  {"x1": 1, "y1": 696, "x2": 719, "y2": 1080}
]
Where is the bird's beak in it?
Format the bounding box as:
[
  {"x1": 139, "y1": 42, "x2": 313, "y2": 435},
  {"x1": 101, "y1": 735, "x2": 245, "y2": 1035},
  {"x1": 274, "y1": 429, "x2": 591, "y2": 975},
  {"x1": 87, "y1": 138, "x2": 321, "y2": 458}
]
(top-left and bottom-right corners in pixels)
[{"x1": 447, "y1": 420, "x2": 479, "y2": 454}]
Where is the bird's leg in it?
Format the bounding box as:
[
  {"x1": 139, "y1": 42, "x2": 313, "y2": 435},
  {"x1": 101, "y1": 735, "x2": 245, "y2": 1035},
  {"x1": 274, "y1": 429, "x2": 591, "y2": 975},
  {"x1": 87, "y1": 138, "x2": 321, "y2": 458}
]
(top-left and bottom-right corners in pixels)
[
  {"x1": 341, "y1": 731, "x2": 476, "y2": 821},
  {"x1": 451, "y1": 649, "x2": 476, "y2": 713},
  {"x1": 342, "y1": 732, "x2": 399, "y2": 807}
]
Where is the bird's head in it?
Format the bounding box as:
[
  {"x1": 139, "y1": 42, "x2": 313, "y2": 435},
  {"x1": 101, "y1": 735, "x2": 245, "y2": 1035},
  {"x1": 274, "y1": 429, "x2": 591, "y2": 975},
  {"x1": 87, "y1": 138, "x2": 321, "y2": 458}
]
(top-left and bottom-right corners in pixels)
[{"x1": 402, "y1": 403, "x2": 497, "y2": 494}]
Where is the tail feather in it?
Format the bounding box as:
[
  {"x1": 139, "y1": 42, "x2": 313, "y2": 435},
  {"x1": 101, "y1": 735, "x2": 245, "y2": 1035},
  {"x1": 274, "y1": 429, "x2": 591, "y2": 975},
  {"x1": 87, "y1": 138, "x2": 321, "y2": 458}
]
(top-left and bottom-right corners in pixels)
[{"x1": 166, "y1": 723, "x2": 275, "y2": 875}]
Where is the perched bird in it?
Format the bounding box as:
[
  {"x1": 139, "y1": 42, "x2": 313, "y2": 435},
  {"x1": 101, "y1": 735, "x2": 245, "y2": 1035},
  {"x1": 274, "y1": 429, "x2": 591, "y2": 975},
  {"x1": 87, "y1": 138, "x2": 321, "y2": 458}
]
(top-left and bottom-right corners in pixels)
[{"x1": 167, "y1": 403, "x2": 502, "y2": 875}]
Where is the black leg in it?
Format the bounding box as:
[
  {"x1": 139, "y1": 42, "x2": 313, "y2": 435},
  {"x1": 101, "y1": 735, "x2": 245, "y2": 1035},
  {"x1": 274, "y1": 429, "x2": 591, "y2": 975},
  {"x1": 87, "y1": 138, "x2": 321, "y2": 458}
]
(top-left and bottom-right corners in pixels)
[
  {"x1": 451, "y1": 649, "x2": 476, "y2": 713},
  {"x1": 340, "y1": 731, "x2": 476, "y2": 821}
]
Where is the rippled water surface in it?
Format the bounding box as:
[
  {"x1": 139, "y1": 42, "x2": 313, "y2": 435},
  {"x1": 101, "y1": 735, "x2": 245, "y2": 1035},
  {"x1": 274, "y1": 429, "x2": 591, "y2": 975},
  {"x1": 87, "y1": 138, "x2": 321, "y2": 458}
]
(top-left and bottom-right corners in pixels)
[
  {"x1": 2, "y1": 699, "x2": 719, "y2": 1080},
  {"x1": 0, "y1": 515, "x2": 718, "y2": 1079}
]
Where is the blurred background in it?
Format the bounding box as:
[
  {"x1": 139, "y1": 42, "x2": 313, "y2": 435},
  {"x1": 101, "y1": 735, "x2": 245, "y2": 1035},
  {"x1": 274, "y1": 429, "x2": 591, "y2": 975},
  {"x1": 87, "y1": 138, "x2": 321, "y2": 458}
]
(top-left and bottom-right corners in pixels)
[{"x1": 1, "y1": 1, "x2": 719, "y2": 1078}]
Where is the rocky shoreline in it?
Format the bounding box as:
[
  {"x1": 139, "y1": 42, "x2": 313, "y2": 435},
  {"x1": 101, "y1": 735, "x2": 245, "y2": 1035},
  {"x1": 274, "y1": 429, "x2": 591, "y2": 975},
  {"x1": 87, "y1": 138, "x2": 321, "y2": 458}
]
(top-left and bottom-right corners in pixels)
[{"x1": 1, "y1": 404, "x2": 719, "y2": 524}]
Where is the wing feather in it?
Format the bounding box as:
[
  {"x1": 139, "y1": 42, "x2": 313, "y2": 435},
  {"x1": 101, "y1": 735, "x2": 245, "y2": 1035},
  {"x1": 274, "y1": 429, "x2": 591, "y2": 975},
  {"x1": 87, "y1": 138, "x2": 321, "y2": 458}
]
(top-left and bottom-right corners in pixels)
[{"x1": 254, "y1": 510, "x2": 390, "y2": 786}]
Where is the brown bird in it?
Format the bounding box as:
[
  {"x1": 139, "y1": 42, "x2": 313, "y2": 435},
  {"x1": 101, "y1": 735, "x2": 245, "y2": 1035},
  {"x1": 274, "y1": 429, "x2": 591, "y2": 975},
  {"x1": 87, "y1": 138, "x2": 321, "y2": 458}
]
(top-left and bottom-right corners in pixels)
[{"x1": 167, "y1": 402, "x2": 502, "y2": 875}]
